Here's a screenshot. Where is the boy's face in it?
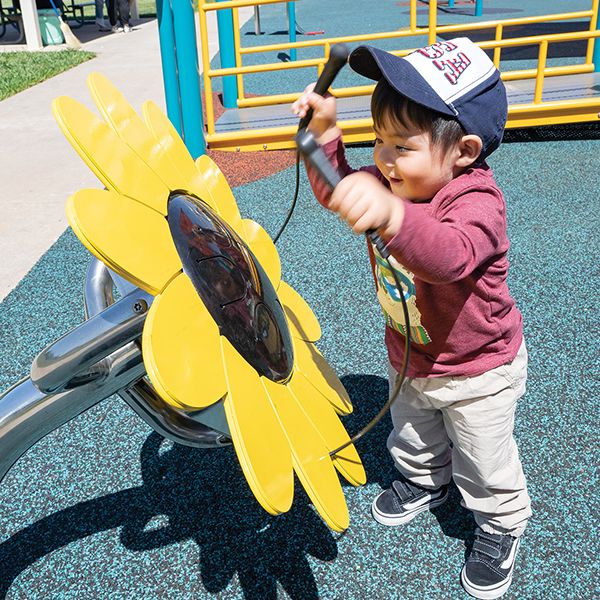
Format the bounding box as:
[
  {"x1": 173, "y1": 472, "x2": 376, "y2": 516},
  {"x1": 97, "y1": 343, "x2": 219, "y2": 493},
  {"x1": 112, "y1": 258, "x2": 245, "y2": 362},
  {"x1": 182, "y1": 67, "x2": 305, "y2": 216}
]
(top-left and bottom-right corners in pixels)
[{"x1": 373, "y1": 116, "x2": 459, "y2": 202}]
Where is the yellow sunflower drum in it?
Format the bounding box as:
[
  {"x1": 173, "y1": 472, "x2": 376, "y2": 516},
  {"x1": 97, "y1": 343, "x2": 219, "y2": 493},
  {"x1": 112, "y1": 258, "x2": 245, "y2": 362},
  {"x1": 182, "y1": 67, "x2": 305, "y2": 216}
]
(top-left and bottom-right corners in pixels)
[{"x1": 0, "y1": 73, "x2": 365, "y2": 534}]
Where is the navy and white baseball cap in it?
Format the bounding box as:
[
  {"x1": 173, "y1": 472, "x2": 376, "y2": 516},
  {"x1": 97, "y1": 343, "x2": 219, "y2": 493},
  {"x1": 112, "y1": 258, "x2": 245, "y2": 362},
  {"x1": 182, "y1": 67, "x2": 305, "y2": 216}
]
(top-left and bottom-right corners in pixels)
[{"x1": 349, "y1": 38, "x2": 507, "y2": 159}]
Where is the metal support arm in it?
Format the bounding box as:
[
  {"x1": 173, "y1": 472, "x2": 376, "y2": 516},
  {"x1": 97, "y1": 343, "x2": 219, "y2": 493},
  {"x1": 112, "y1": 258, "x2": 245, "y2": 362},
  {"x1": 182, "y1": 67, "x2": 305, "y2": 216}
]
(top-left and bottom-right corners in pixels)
[{"x1": 0, "y1": 259, "x2": 230, "y2": 486}]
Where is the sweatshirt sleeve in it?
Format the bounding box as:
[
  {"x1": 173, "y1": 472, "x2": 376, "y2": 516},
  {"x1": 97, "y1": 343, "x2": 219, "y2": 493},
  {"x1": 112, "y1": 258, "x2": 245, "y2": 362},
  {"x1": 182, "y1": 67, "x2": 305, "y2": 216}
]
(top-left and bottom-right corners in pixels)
[{"x1": 387, "y1": 185, "x2": 508, "y2": 284}]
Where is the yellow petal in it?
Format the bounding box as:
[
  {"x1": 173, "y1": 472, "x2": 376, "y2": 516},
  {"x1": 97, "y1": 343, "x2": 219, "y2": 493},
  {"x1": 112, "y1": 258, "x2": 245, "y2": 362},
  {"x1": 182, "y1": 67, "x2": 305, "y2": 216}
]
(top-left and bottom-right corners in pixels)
[
  {"x1": 195, "y1": 154, "x2": 243, "y2": 231},
  {"x1": 288, "y1": 371, "x2": 366, "y2": 487},
  {"x1": 67, "y1": 189, "x2": 181, "y2": 295},
  {"x1": 262, "y1": 378, "x2": 349, "y2": 531},
  {"x1": 142, "y1": 273, "x2": 227, "y2": 409},
  {"x1": 87, "y1": 76, "x2": 220, "y2": 213},
  {"x1": 87, "y1": 72, "x2": 186, "y2": 191},
  {"x1": 241, "y1": 219, "x2": 281, "y2": 289},
  {"x1": 221, "y1": 337, "x2": 293, "y2": 515},
  {"x1": 52, "y1": 96, "x2": 169, "y2": 215},
  {"x1": 142, "y1": 100, "x2": 200, "y2": 182},
  {"x1": 294, "y1": 339, "x2": 353, "y2": 415},
  {"x1": 278, "y1": 281, "x2": 321, "y2": 342},
  {"x1": 141, "y1": 101, "x2": 222, "y2": 214}
]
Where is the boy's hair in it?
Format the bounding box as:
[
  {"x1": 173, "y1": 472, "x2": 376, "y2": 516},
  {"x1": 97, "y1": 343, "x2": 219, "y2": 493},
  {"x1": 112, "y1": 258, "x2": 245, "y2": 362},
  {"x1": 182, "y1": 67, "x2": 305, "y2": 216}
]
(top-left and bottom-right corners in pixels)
[{"x1": 371, "y1": 79, "x2": 465, "y2": 153}]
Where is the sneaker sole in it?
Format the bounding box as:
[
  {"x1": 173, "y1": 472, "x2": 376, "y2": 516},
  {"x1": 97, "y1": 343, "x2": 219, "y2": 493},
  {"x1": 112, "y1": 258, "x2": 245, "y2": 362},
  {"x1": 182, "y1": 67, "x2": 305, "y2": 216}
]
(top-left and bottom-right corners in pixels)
[
  {"x1": 460, "y1": 569, "x2": 512, "y2": 600},
  {"x1": 460, "y1": 538, "x2": 520, "y2": 600},
  {"x1": 371, "y1": 489, "x2": 448, "y2": 526}
]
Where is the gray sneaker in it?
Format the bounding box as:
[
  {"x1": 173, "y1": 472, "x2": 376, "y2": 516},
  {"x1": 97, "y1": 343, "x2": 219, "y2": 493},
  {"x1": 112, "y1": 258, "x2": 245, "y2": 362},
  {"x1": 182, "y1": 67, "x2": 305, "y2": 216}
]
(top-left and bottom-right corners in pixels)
[
  {"x1": 371, "y1": 478, "x2": 448, "y2": 526},
  {"x1": 461, "y1": 527, "x2": 521, "y2": 599}
]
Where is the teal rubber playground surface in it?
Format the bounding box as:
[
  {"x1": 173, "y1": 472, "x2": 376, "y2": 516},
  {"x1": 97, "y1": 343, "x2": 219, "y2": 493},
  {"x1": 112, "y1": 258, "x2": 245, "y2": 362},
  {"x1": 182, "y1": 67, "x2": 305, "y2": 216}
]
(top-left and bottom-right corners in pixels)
[{"x1": 1, "y1": 1, "x2": 599, "y2": 598}]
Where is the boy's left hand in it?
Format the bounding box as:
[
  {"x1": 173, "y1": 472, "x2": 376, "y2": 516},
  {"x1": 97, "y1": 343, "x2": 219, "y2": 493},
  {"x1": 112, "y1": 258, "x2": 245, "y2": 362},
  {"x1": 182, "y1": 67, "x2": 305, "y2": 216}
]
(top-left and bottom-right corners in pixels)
[{"x1": 329, "y1": 172, "x2": 405, "y2": 240}]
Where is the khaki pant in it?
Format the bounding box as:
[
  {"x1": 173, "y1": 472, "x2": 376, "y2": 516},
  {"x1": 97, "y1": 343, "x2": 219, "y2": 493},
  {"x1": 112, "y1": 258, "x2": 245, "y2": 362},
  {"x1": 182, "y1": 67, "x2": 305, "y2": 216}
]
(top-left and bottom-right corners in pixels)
[{"x1": 387, "y1": 341, "x2": 531, "y2": 536}]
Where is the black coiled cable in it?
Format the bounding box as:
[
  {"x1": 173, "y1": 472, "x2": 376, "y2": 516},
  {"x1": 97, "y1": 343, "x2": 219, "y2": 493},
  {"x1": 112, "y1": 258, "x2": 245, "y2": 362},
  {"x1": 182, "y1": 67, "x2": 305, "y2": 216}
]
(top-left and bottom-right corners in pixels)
[{"x1": 283, "y1": 129, "x2": 412, "y2": 457}]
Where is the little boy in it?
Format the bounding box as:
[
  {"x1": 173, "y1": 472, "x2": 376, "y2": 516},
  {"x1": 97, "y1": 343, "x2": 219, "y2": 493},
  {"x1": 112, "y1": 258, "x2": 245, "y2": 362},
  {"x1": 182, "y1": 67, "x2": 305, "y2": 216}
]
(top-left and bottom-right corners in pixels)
[{"x1": 293, "y1": 38, "x2": 531, "y2": 599}]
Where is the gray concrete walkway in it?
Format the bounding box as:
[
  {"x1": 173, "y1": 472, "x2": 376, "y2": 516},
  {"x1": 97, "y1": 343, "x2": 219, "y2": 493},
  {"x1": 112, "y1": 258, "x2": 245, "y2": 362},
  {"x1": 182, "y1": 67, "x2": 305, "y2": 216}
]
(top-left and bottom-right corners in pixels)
[{"x1": 0, "y1": 11, "x2": 251, "y2": 301}]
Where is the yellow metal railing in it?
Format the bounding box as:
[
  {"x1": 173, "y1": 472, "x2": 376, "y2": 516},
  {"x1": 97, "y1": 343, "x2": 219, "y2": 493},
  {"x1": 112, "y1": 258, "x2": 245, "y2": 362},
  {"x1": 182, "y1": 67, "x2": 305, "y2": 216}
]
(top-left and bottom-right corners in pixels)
[{"x1": 197, "y1": 0, "x2": 600, "y2": 150}]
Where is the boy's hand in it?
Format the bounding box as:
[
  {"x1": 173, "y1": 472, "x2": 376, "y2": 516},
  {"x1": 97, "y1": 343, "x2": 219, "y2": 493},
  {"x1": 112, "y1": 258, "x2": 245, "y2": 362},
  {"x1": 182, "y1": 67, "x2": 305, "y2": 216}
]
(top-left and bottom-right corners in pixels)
[
  {"x1": 291, "y1": 83, "x2": 340, "y2": 144},
  {"x1": 329, "y1": 172, "x2": 405, "y2": 240}
]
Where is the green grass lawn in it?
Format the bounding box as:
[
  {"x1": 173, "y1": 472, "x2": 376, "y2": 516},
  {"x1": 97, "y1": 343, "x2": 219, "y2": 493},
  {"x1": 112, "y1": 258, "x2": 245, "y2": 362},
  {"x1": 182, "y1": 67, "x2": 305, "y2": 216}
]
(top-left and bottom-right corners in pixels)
[
  {"x1": 0, "y1": 0, "x2": 155, "y2": 100},
  {"x1": 0, "y1": 51, "x2": 95, "y2": 100},
  {"x1": 131, "y1": 0, "x2": 157, "y2": 18}
]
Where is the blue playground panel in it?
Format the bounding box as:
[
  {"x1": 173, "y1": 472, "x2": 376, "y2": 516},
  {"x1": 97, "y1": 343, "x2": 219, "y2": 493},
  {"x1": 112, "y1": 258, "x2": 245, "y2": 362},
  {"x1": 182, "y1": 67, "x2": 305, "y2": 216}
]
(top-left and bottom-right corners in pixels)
[{"x1": 1, "y1": 0, "x2": 599, "y2": 598}]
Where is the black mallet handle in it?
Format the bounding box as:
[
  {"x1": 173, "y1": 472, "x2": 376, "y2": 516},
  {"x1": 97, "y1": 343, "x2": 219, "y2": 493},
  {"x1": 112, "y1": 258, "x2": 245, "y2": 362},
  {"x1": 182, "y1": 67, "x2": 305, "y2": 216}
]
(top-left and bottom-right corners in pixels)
[
  {"x1": 295, "y1": 129, "x2": 390, "y2": 258},
  {"x1": 297, "y1": 43, "x2": 349, "y2": 131},
  {"x1": 295, "y1": 128, "x2": 342, "y2": 188}
]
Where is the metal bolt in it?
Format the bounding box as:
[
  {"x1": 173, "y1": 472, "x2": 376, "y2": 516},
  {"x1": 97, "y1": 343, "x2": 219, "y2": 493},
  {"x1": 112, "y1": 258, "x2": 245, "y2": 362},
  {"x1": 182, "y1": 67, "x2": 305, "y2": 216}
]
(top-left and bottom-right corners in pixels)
[
  {"x1": 263, "y1": 144, "x2": 267, "y2": 150},
  {"x1": 133, "y1": 299, "x2": 148, "y2": 314}
]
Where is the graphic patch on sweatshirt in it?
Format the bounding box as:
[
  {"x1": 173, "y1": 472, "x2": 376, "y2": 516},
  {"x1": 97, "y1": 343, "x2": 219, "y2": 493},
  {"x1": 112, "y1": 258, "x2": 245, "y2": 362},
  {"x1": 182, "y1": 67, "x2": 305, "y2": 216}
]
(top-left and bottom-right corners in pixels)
[{"x1": 373, "y1": 246, "x2": 431, "y2": 345}]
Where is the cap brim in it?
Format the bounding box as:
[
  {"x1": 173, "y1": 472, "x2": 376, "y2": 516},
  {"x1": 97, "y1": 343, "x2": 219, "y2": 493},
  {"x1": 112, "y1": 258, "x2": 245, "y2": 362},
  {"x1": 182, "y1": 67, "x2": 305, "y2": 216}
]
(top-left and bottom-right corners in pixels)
[{"x1": 349, "y1": 45, "x2": 455, "y2": 118}]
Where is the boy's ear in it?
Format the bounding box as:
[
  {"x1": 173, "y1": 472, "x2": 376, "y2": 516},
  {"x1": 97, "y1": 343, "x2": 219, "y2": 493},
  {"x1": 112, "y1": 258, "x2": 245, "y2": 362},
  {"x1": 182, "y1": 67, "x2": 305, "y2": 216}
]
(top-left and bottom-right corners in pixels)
[{"x1": 455, "y1": 135, "x2": 483, "y2": 167}]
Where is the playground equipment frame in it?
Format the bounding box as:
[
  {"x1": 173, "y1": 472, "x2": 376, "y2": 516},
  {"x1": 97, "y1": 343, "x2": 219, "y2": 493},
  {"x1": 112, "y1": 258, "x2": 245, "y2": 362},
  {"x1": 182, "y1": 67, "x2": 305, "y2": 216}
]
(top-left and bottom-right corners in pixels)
[
  {"x1": 0, "y1": 259, "x2": 231, "y2": 486},
  {"x1": 196, "y1": 0, "x2": 600, "y2": 151}
]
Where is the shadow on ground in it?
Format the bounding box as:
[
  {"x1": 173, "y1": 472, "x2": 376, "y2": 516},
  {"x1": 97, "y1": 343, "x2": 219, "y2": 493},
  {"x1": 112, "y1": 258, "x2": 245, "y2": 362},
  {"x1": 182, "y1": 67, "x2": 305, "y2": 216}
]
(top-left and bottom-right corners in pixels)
[
  {"x1": 503, "y1": 122, "x2": 600, "y2": 143},
  {"x1": 0, "y1": 373, "x2": 478, "y2": 599},
  {"x1": 0, "y1": 432, "x2": 336, "y2": 600}
]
